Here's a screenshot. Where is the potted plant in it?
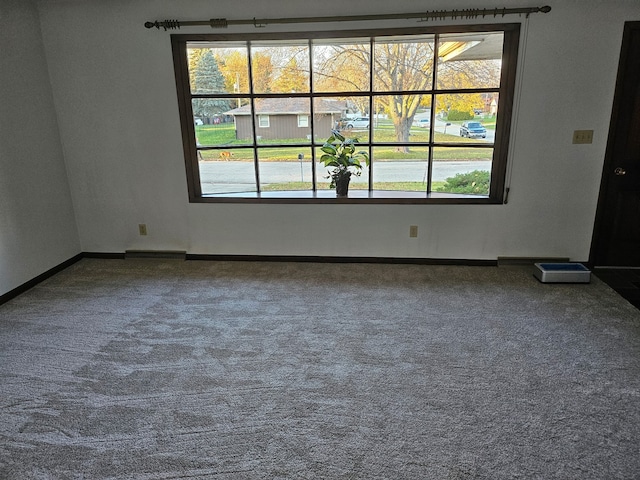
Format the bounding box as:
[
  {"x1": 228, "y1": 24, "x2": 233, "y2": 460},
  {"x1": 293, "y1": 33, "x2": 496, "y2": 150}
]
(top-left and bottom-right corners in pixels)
[{"x1": 320, "y1": 130, "x2": 370, "y2": 197}]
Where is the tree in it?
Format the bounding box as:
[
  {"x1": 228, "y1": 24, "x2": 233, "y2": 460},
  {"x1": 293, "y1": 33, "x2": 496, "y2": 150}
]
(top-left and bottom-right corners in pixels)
[
  {"x1": 251, "y1": 52, "x2": 274, "y2": 93},
  {"x1": 217, "y1": 49, "x2": 274, "y2": 99},
  {"x1": 438, "y1": 59, "x2": 501, "y2": 117},
  {"x1": 325, "y1": 41, "x2": 434, "y2": 151},
  {"x1": 188, "y1": 49, "x2": 205, "y2": 91},
  {"x1": 374, "y1": 41, "x2": 434, "y2": 149},
  {"x1": 320, "y1": 39, "x2": 502, "y2": 150},
  {"x1": 314, "y1": 45, "x2": 369, "y2": 92},
  {"x1": 271, "y1": 57, "x2": 309, "y2": 93},
  {"x1": 190, "y1": 49, "x2": 229, "y2": 119},
  {"x1": 218, "y1": 50, "x2": 249, "y2": 93},
  {"x1": 314, "y1": 45, "x2": 370, "y2": 115}
]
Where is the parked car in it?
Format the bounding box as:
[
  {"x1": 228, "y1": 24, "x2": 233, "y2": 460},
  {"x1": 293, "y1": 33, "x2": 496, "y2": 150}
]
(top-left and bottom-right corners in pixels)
[
  {"x1": 413, "y1": 118, "x2": 430, "y2": 128},
  {"x1": 460, "y1": 121, "x2": 487, "y2": 138},
  {"x1": 344, "y1": 117, "x2": 369, "y2": 129}
]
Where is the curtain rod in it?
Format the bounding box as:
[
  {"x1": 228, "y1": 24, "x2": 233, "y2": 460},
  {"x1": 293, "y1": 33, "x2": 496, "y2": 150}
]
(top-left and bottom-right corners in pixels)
[{"x1": 145, "y1": 6, "x2": 551, "y2": 31}]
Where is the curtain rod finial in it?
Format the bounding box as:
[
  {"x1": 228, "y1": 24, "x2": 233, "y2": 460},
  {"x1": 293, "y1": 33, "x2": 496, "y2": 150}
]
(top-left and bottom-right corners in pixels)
[
  {"x1": 540, "y1": 6, "x2": 551, "y2": 13},
  {"x1": 144, "y1": 20, "x2": 180, "y2": 30}
]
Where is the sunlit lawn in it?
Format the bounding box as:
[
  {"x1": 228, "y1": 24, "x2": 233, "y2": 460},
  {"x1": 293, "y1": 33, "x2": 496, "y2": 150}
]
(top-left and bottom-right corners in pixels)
[{"x1": 196, "y1": 121, "x2": 492, "y2": 162}]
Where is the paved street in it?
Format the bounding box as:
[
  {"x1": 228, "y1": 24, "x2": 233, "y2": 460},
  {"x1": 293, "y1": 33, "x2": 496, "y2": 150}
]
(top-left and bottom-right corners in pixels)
[{"x1": 200, "y1": 160, "x2": 492, "y2": 187}]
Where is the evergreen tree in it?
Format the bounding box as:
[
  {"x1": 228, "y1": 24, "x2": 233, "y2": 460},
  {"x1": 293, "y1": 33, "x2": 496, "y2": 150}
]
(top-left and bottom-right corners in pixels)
[{"x1": 191, "y1": 49, "x2": 229, "y2": 118}]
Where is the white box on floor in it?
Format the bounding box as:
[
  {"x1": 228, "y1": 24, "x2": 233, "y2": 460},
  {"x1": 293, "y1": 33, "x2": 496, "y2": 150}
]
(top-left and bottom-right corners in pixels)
[{"x1": 534, "y1": 263, "x2": 591, "y2": 283}]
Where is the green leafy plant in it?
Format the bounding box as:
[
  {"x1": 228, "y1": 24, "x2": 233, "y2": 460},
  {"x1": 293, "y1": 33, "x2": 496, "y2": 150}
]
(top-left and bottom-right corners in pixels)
[{"x1": 320, "y1": 130, "x2": 369, "y2": 196}]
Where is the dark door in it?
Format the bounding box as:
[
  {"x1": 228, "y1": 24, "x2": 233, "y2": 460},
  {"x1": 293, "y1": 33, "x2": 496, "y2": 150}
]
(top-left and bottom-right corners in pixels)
[{"x1": 591, "y1": 22, "x2": 640, "y2": 266}]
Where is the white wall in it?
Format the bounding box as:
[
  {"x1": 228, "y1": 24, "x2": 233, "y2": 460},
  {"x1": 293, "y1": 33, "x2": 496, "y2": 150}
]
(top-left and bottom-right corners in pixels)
[
  {"x1": 36, "y1": 0, "x2": 640, "y2": 261},
  {"x1": 0, "y1": 0, "x2": 80, "y2": 297}
]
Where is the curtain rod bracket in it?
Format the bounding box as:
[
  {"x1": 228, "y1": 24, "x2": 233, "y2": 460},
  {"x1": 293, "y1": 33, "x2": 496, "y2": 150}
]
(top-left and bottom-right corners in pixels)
[{"x1": 209, "y1": 18, "x2": 228, "y2": 28}]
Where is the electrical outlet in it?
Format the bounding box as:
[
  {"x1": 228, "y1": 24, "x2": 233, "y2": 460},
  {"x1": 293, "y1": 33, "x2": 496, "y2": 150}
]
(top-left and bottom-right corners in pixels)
[
  {"x1": 572, "y1": 130, "x2": 593, "y2": 144},
  {"x1": 138, "y1": 224, "x2": 147, "y2": 236},
  {"x1": 409, "y1": 225, "x2": 418, "y2": 238}
]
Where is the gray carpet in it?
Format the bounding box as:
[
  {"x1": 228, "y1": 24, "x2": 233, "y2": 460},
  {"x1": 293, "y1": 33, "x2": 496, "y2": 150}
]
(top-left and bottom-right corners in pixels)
[{"x1": 1, "y1": 258, "x2": 640, "y2": 479}]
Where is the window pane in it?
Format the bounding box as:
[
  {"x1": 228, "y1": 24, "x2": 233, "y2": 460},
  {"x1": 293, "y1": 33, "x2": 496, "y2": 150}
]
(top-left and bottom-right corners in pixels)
[
  {"x1": 437, "y1": 32, "x2": 503, "y2": 90},
  {"x1": 249, "y1": 49, "x2": 275, "y2": 94},
  {"x1": 313, "y1": 97, "x2": 349, "y2": 141},
  {"x1": 192, "y1": 99, "x2": 251, "y2": 147},
  {"x1": 373, "y1": 35, "x2": 435, "y2": 92},
  {"x1": 188, "y1": 43, "x2": 247, "y2": 95},
  {"x1": 246, "y1": 97, "x2": 312, "y2": 144},
  {"x1": 312, "y1": 38, "x2": 370, "y2": 93},
  {"x1": 333, "y1": 102, "x2": 371, "y2": 142},
  {"x1": 435, "y1": 94, "x2": 496, "y2": 144},
  {"x1": 432, "y1": 147, "x2": 493, "y2": 195},
  {"x1": 259, "y1": 147, "x2": 313, "y2": 191},
  {"x1": 315, "y1": 146, "x2": 369, "y2": 191},
  {"x1": 194, "y1": 99, "x2": 249, "y2": 145},
  {"x1": 191, "y1": 96, "x2": 235, "y2": 132},
  {"x1": 199, "y1": 148, "x2": 256, "y2": 195},
  {"x1": 371, "y1": 146, "x2": 428, "y2": 192},
  {"x1": 372, "y1": 95, "x2": 432, "y2": 143},
  {"x1": 251, "y1": 41, "x2": 310, "y2": 94},
  {"x1": 336, "y1": 121, "x2": 370, "y2": 143},
  {"x1": 315, "y1": 146, "x2": 332, "y2": 190}
]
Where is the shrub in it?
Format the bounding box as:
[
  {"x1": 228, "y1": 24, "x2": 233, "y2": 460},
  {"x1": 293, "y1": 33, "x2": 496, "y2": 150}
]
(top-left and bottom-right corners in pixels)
[
  {"x1": 437, "y1": 170, "x2": 490, "y2": 195},
  {"x1": 446, "y1": 109, "x2": 474, "y2": 121}
]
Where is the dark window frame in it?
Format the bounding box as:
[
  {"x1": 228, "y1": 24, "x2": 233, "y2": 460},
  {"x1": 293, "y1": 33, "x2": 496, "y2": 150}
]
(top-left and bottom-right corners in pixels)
[{"x1": 171, "y1": 23, "x2": 520, "y2": 204}]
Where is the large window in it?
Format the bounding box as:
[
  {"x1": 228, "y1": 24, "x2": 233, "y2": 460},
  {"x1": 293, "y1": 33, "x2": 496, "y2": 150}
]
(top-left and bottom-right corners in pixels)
[{"x1": 171, "y1": 24, "x2": 520, "y2": 203}]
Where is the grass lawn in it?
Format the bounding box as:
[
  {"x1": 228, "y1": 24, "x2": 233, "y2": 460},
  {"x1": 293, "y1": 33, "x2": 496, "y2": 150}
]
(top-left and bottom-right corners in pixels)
[
  {"x1": 196, "y1": 123, "x2": 242, "y2": 146},
  {"x1": 196, "y1": 122, "x2": 492, "y2": 162}
]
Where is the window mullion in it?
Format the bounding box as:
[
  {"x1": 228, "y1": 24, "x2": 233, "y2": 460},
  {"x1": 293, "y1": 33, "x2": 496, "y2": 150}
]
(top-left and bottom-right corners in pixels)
[
  {"x1": 368, "y1": 37, "x2": 375, "y2": 192},
  {"x1": 426, "y1": 34, "x2": 440, "y2": 194},
  {"x1": 308, "y1": 39, "x2": 317, "y2": 192},
  {"x1": 246, "y1": 41, "x2": 262, "y2": 193}
]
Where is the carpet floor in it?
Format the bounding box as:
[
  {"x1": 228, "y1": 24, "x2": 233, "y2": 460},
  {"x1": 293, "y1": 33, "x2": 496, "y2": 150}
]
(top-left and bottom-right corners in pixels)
[{"x1": 1, "y1": 258, "x2": 639, "y2": 479}]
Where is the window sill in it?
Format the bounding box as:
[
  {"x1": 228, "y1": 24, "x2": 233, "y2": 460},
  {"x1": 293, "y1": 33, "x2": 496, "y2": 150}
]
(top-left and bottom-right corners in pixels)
[{"x1": 194, "y1": 190, "x2": 499, "y2": 204}]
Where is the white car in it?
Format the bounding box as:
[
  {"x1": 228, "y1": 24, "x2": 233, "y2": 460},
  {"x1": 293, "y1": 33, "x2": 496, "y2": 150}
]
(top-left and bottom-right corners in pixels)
[
  {"x1": 344, "y1": 117, "x2": 369, "y2": 129},
  {"x1": 413, "y1": 118, "x2": 430, "y2": 128}
]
